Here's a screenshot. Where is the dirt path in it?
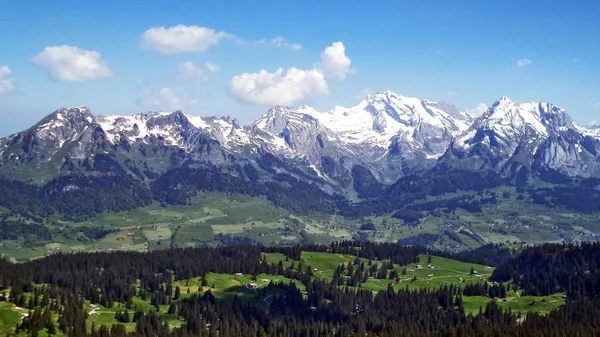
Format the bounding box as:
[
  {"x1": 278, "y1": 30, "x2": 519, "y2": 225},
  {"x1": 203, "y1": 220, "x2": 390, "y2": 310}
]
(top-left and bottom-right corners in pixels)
[{"x1": 264, "y1": 295, "x2": 273, "y2": 314}]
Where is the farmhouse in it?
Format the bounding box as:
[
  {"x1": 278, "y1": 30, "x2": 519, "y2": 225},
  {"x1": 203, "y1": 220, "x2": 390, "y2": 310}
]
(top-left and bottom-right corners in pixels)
[
  {"x1": 416, "y1": 265, "x2": 423, "y2": 269},
  {"x1": 234, "y1": 273, "x2": 243, "y2": 276},
  {"x1": 246, "y1": 283, "x2": 258, "y2": 289},
  {"x1": 406, "y1": 268, "x2": 414, "y2": 271},
  {"x1": 427, "y1": 274, "x2": 434, "y2": 277}
]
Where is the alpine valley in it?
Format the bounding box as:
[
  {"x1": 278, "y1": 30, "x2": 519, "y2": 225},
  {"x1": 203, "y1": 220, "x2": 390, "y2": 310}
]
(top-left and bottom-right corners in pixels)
[{"x1": 1, "y1": 90, "x2": 600, "y2": 261}]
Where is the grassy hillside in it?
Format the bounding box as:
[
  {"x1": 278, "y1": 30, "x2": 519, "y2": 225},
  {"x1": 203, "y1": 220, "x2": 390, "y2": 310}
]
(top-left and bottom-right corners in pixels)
[
  {"x1": 262, "y1": 252, "x2": 565, "y2": 315},
  {"x1": 0, "y1": 249, "x2": 568, "y2": 336},
  {"x1": 1, "y1": 186, "x2": 600, "y2": 263}
]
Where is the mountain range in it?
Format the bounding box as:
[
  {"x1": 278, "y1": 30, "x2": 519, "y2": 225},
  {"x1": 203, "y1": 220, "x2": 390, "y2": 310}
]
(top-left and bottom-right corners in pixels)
[{"x1": 1, "y1": 90, "x2": 599, "y2": 194}]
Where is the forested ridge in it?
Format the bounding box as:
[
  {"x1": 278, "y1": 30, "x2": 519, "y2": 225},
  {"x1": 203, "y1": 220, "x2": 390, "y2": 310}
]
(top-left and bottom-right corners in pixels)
[
  {"x1": 1, "y1": 158, "x2": 599, "y2": 222},
  {"x1": 491, "y1": 242, "x2": 600, "y2": 298},
  {"x1": 1, "y1": 241, "x2": 600, "y2": 336}
]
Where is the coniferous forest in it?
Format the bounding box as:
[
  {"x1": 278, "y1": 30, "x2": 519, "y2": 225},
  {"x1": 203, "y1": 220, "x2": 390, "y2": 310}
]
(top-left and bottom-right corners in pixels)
[{"x1": 1, "y1": 241, "x2": 600, "y2": 336}]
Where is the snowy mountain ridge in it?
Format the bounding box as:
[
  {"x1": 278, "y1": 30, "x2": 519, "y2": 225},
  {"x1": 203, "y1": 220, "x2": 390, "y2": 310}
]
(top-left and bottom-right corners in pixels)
[
  {"x1": 438, "y1": 96, "x2": 600, "y2": 179},
  {"x1": 1, "y1": 90, "x2": 600, "y2": 188}
]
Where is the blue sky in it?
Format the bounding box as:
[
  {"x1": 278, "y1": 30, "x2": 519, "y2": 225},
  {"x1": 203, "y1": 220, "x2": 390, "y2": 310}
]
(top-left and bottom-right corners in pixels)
[{"x1": 0, "y1": 0, "x2": 598, "y2": 136}]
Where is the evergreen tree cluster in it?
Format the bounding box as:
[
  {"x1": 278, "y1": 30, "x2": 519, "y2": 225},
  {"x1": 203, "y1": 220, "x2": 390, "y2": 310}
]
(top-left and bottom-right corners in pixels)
[
  {"x1": 492, "y1": 242, "x2": 600, "y2": 299},
  {"x1": 0, "y1": 173, "x2": 151, "y2": 221},
  {"x1": 2, "y1": 241, "x2": 600, "y2": 336}
]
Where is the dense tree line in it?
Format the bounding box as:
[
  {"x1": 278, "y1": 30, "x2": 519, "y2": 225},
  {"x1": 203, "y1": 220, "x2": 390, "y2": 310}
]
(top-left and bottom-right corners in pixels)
[
  {"x1": 528, "y1": 181, "x2": 600, "y2": 213},
  {"x1": 0, "y1": 164, "x2": 512, "y2": 225},
  {"x1": 40, "y1": 173, "x2": 153, "y2": 220},
  {"x1": 0, "y1": 216, "x2": 51, "y2": 241},
  {"x1": 2, "y1": 159, "x2": 598, "y2": 227},
  {"x1": 0, "y1": 172, "x2": 152, "y2": 221},
  {"x1": 151, "y1": 164, "x2": 338, "y2": 215},
  {"x1": 336, "y1": 170, "x2": 506, "y2": 217},
  {"x1": 491, "y1": 242, "x2": 600, "y2": 299},
  {"x1": 436, "y1": 244, "x2": 516, "y2": 267},
  {"x1": 0, "y1": 177, "x2": 52, "y2": 217},
  {"x1": 2, "y1": 242, "x2": 600, "y2": 336}
]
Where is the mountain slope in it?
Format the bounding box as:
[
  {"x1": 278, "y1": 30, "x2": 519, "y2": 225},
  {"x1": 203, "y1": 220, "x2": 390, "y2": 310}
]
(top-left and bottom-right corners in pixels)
[
  {"x1": 1, "y1": 92, "x2": 598, "y2": 193},
  {"x1": 0, "y1": 108, "x2": 255, "y2": 183},
  {"x1": 436, "y1": 97, "x2": 600, "y2": 180},
  {"x1": 248, "y1": 91, "x2": 472, "y2": 185}
]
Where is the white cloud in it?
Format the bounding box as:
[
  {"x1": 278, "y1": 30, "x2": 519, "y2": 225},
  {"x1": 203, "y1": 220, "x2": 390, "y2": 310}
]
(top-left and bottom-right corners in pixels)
[
  {"x1": 250, "y1": 37, "x2": 302, "y2": 50},
  {"x1": 137, "y1": 88, "x2": 197, "y2": 111},
  {"x1": 31, "y1": 45, "x2": 113, "y2": 82},
  {"x1": 205, "y1": 62, "x2": 220, "y2": 73},
  {"x1": 228, "y1": 41, "x2": 353, "y2": 106},
  {"x1": 588, "y1": 119, "x2": 598, "y2": 126},
  {"x1": 593, "y1": 102, "x2": 600, "y2": 110},
  {"x1": 517, "y1": 58, "x2": 532, "y2": 67},
  {"x1": 229, "y1": 67, "x2": 328, "y2": 106},
  {"x1": 0, "y1": 66, "x2": 16, "y2": 94},
  {"x1": 140, "y1": 25, "x2": 234, "y2": 54},
  {"x1": 446, "y1": 90, "x2": 458, "y2": 97},
  {"x1": 178, "y1": 61, "x2": 220, "y2": 80},
  {"x1": 318, "y1": 42, "x2": 353, "y2": 80},
  {"x1": 468, "y1": 103, "x2": 489, "y2": 116}
]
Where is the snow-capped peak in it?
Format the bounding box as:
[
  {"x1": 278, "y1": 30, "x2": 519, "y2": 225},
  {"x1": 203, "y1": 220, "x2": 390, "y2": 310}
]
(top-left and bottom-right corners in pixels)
[
  {"x1": 452, "y1": 98, "x2": 583, "y2": 160},
  {"x1": 480, "y1": 98, "x2": 555, "y2": 136},
  {"x1": 52, "y1": 106, "x2": 93, "y2": 120},
  {"x1": 95, "y1": 109, "x2": 252, "y2": 149},
  {"x1": 368, "y1": 89, "x2": 398, "y2": 99},
  {"x1": 301, "y1": 91, "x2": 470, "y2": 150},
  {"x1": 497, "y1": 96, "x2": 513, "y2": 104},
  {"x1": 35, "y1": 106, "x2": 94, "y2": 132},
  {"x1": 443, "y1": 98, "x2": 600, "y2": 178}
]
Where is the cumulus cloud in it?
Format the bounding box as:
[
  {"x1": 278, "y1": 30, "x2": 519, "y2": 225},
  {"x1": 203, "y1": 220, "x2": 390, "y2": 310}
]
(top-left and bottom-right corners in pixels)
[
  {"x1": 140, "y1": 25, "x2": 234, "y2": 54},
  {"x1": 229, "y1": 67, "x2": 328, "y2": 106},
  {"x1": 137, "y1": 88, "x2": 197, "y2": 111},
  {"x1": 0, "y1": 66, "x2": 16, "y2": 94},
  {"x1": 446, "y1": 90, "x2": 458, "y2": 97},
  {"x1": 468, "y1": 103, "x2": 489, "y2": 116},
  {"x1": 31, "y1": 45, "x2": 113, "y2": 82},
  {"x1": 517, "y1": 58, "x2": 532, "y2": 67},
  {"x1": 250, "y1": 37, "x2": 302, "y2": 50},
  {"x1": 228, "y1": 41, "x2": 352, "y2": 106},
  {"x1": 178, "y1": 61, "x2": 220, "y2": 80},
  {"x1": 318, "y1": 42, "x2": 353, "y2": 80}
]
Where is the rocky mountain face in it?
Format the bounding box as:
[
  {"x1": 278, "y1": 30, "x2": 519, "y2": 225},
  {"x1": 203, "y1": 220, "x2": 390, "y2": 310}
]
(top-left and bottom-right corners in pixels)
[
  {"x1": 436, "y1": 97, "x2": 600, "y2": 181},
  {"x1": 0, "y1": 107, "x2": 240, "y2": 183},
  {"x1": 248, "y1": 91, "x2": 474, "y2": 185},
  {"x1": 1, "y1": 91, "x2": 599, "y2": 193}
]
